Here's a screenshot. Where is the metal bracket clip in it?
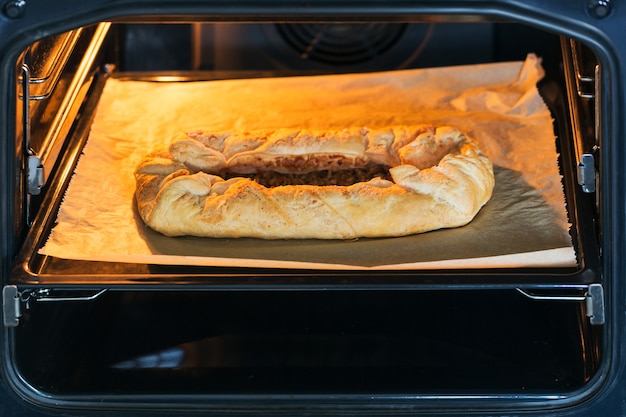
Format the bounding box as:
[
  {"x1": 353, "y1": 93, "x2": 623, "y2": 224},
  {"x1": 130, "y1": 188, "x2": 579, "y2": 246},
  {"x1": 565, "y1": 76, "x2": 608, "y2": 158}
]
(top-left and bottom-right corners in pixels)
[
  {"x1": 2, "y1": 287, "x2": 107, "y2": 327},
  {"x1": 27, "y1": 151, "x2": 45, "y2": 195},
  {"x1": 3, "y1": 286, "x2": 22, "y2": 327},
  {"x1": 516, "y1": 283, "x2": 605, "y2": 326},
  {"x1": 577, "y1": 153, "x2": 596, "y2": 193},
  {"x1": 585, "y1": 283, "x2": 605, "y2": 325}
]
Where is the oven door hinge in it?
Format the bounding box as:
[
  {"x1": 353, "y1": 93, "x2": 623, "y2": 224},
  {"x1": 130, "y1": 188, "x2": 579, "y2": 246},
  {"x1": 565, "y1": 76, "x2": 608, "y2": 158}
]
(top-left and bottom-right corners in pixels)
[
  {"x1": 2, "y1": 286, "x2": 107, "y2": 327},
  {"x1": 516, "y1": 283, "x2": 604, "y2": 325},
  {"x1": 577, "y1": 153, "x2": 596, "y2": 193}
]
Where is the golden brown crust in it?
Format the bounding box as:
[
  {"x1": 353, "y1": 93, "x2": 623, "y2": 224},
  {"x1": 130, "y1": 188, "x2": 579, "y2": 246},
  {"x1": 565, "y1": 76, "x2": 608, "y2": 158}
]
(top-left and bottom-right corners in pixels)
[{"x1": 134, "y1": 125, "x2": 495, "y2": 239}]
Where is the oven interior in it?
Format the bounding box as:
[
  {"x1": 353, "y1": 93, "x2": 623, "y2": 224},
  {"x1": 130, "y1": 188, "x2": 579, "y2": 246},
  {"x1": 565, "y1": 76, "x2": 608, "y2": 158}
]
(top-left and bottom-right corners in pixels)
[{"x1": 2, "y1": 15, "x2": 607, "y2": 411}]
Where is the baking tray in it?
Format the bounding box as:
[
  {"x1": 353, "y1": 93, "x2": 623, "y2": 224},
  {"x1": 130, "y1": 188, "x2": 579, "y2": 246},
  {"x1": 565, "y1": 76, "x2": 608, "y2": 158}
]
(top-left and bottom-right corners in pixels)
[{"x1": 11, "y1": 58, "x2": 599, "y2": 287}]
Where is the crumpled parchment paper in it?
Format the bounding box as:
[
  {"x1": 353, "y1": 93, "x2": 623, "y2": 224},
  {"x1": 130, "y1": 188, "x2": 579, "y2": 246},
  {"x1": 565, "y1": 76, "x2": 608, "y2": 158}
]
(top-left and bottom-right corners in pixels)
[{"x1": 40, "y1": 54, "x2": 576, "y2": 269}]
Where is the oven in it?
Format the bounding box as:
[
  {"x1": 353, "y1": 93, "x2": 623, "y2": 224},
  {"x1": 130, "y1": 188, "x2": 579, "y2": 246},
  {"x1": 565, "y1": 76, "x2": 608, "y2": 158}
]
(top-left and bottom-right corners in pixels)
[{"x1": 0, "y1": 0, "x2": 624, "y2": 416}]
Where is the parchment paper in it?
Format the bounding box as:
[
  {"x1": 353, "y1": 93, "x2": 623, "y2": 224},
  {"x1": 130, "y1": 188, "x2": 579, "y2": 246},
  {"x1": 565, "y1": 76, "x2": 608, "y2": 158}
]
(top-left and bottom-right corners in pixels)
[{"x1": 40, "y1": 54, "x2": 577, "y2": 269}]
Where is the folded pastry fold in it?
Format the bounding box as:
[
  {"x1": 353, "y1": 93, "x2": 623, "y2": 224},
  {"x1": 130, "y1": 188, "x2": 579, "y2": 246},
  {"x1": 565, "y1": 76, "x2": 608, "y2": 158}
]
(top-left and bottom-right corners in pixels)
[{"x1": 135, "y1": 125, "x2": 495, "y2": 239}]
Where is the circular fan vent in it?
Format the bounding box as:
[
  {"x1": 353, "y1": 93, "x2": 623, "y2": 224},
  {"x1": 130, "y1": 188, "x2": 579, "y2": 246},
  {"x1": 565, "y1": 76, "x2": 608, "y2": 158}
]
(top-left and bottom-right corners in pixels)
[{"x1": 275, "y1": 23, "x2": 408, "y2": 66}]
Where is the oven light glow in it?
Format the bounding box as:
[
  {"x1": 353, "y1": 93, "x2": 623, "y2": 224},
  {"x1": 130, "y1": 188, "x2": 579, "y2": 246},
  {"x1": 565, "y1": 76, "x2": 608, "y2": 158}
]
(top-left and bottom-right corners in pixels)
[{"x1": 152, "y1": 75, "x2": 191, "y2": 82}]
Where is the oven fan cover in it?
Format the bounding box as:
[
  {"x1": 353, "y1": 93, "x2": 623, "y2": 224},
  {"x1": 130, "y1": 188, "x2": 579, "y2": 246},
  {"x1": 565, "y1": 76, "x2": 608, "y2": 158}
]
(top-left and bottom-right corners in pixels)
[
  {"x1": 209, "y1": 23, "x2": 496, "y2": 72},
  {"x1": 274, "y1": 23, "x2": 410, "y2": 66}
]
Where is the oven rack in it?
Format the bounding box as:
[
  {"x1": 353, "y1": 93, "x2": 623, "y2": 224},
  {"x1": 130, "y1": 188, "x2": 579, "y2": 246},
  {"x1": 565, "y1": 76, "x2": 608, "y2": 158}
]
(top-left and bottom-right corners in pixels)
[
  {"x1": 8, "y1": 33, "x2": 602, "y2": 305},
  {"x1": 2, "y1": 282, "x2": 606, "y2": 329}
]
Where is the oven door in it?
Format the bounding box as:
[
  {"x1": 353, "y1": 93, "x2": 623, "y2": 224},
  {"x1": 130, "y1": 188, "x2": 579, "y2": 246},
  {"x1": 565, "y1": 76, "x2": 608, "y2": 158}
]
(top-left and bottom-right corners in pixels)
[{"x1": 0, "y1": 1, "x2": 624, "y2": 416}]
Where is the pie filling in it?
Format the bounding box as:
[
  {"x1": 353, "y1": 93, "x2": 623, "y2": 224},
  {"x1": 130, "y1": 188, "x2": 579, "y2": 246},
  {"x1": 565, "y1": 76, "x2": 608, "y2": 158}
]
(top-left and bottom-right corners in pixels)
[{"x1": 216, "y1": 165, "x2": 393, "y2": 187}]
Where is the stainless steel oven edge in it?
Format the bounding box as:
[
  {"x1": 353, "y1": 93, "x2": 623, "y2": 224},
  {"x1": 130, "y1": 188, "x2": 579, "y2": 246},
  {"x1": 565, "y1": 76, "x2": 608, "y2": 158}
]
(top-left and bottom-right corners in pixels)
[{"x1": 0, "y1": 0, "x2": 625, "y2": 416}]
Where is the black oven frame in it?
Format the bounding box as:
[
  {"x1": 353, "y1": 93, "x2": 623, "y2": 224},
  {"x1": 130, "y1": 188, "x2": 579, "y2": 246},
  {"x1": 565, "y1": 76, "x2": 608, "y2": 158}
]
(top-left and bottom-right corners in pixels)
[{"x1": 0, "y1": 0, "x2": 625, "y2": 416}]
